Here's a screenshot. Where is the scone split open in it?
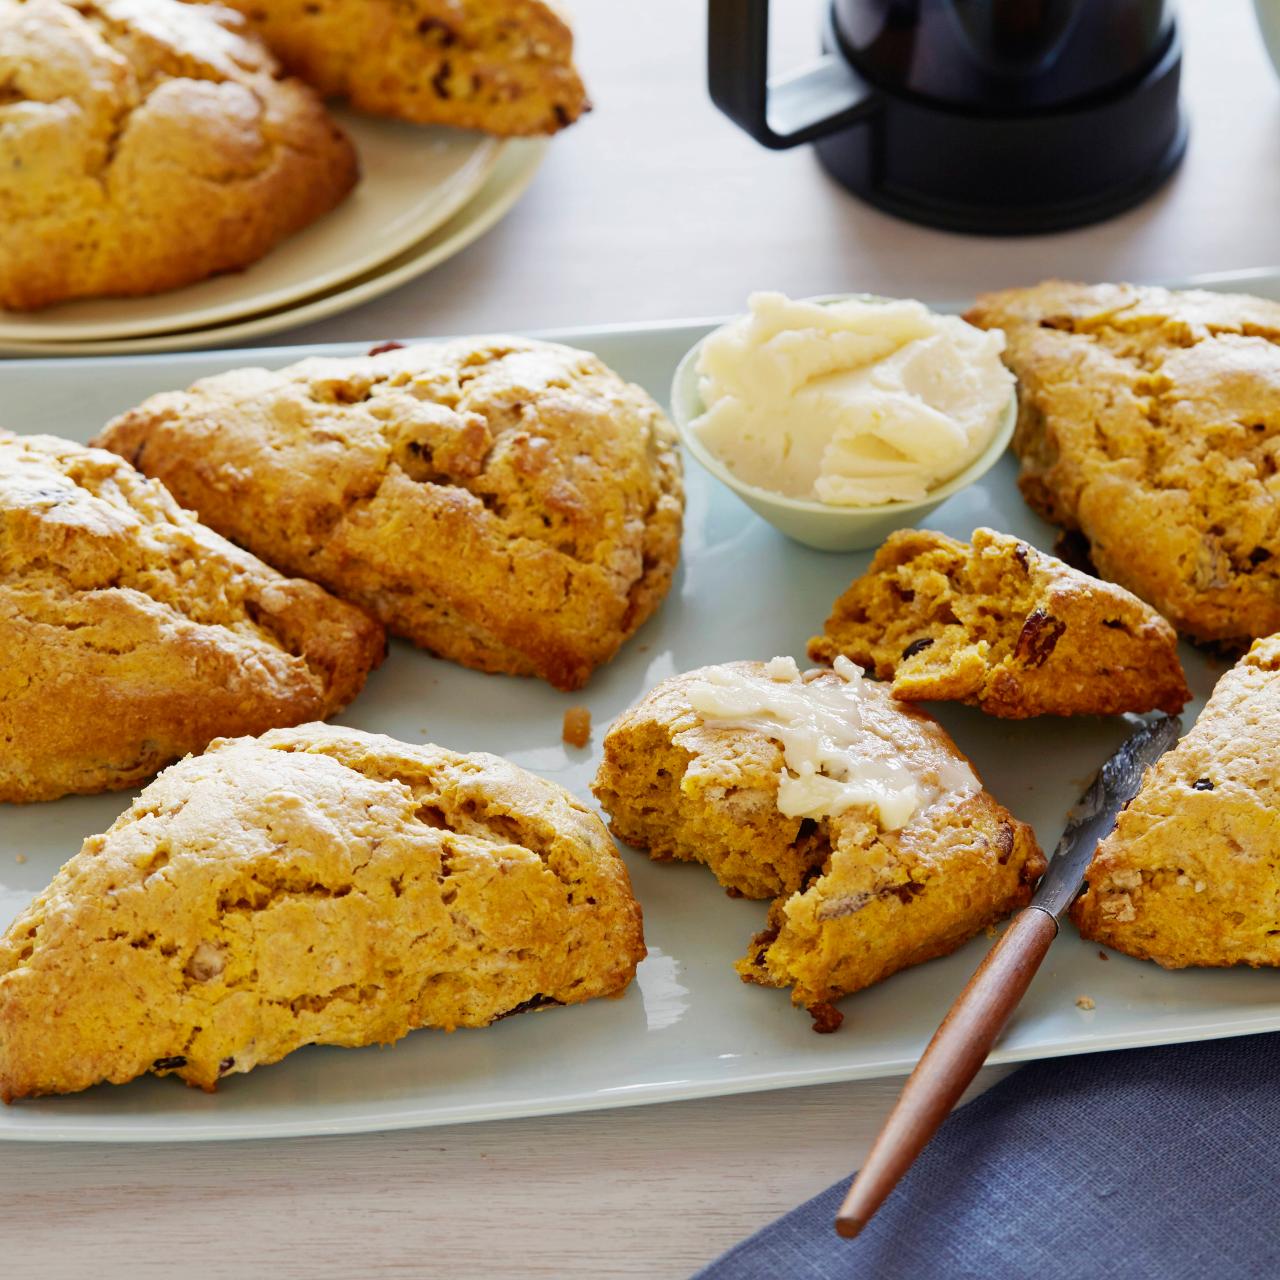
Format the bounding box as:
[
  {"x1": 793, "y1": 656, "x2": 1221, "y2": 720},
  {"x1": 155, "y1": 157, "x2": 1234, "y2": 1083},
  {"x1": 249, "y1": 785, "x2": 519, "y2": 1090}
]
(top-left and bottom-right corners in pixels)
[
  {"x1": 809, "y1": 527, "x2": 1190, "y2": 718},
  {"x1": 0, "y1": 725, "x2": 645, "y2": 1099},
  {"x1": 593, "y1": 659, "x2": 1044, "y2": 1030}
]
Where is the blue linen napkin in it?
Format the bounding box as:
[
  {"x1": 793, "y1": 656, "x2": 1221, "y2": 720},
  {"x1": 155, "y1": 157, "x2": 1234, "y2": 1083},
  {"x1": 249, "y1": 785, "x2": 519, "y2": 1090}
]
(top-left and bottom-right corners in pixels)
[{"x1": 694, "y1": 1033, "x2": 1280, "y2": 1279}]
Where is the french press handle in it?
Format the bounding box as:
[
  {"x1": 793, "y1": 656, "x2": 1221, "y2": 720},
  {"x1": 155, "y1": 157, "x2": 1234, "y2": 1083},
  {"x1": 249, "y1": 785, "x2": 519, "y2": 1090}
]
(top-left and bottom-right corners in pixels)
[{"x1": 707, "y1": 0, "x2": 879, "y2": 149}]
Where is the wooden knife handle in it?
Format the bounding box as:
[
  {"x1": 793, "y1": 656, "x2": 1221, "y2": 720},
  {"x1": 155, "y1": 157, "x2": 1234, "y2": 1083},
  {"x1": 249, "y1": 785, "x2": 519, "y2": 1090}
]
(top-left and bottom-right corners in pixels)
[{"x1": 835, "y1": 907, "x2": 1059, "y2": 1238}]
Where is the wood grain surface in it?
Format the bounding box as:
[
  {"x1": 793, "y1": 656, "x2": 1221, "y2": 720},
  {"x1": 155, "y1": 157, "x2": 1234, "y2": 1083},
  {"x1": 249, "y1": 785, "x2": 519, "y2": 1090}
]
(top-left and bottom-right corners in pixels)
[
  {"x1": 2, "y1": 1070, "x2": 1011, "y2": 1279},
  {"x1": 3, "y1": 0, "x2": 1275, "y2": 1276},
  {"x1": 838, "y1": 911, "x2": 1058, "y2": 1235}
]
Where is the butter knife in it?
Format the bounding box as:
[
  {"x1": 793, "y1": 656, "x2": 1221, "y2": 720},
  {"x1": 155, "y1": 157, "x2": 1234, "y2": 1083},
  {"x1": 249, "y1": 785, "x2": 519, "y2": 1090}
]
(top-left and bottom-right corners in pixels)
[{"x1": 835, "y1": 713, "x2": 1183, "y2": 1239}]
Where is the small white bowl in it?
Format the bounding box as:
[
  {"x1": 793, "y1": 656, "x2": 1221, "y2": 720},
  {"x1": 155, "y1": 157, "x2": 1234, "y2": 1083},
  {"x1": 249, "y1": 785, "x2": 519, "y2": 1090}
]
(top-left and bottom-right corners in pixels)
[{"x1": 669, "y1": 306, "x2": 1018, "y2": 552}]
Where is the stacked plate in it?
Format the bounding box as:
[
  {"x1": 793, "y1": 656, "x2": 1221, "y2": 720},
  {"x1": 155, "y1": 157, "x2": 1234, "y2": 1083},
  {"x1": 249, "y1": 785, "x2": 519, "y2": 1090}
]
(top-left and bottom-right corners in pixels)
[{"x1": 0, "y1": 112, "x2": 547, "y2": 358}]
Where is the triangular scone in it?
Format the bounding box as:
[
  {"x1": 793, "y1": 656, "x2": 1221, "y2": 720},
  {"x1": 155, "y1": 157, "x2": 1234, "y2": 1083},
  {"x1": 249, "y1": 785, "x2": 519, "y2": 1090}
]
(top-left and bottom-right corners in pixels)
[
  {"x1": 809, "y1": 527, "x2": 1190, "y2": 718},
  {"x1": 593, "y1": 660, "x2": 1044, "y2": 1030},
  {"x1": 212, "y1": 0, "x2": 588, "y2": 135},
  {"x1": 95, "y1": 338, "x2": 683, "y2": 691},
  {"x1": 1071, "y1": 636, "x2": 1280, "y2": 967},
  {"x1": 0, "y1": 725, "x2": 645, "y2": 1100},
  {"x1": 0, "y1": 434, "x2": 385, "y2": 803},
  {"x1": 965, "y1": 281, "x2": 1280, "y2": 646},
  {"x1": 0, "y1": 0, "x2": 357, "y2": 311}
]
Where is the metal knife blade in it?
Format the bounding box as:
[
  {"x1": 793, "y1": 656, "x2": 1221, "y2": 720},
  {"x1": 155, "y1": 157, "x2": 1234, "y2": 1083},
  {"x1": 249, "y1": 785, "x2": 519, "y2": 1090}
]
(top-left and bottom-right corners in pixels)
[
  {"x1": 1030, "y1": 714, "x2": 1183, "y2": 922},
  {"x1": 834, "y1": 712, "x2": 1186, "y2": 1238}
]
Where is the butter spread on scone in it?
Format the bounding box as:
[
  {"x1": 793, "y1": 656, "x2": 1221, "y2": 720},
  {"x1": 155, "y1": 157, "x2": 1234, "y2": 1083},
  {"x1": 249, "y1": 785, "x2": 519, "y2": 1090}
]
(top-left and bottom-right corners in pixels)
[
  {"x1": 208, "y1": 0, "x2": 590, "y2": 135},
  {"x1": 685, "y1": 655, "x2": 977, "y2": 829},
  {"x1": 95, "y1": 338, "x2": 684, "y2": 691},
  {"x1": 0, "y1": 433, "x2": 385, "y2": 804},
  {"x1": 0, "y1": 0, "x2": 358, "y2": 311},
  {"x1": 809, "y1": 527, "x2": 1190, "y2": 718},
  {"x1": 0, "y1": 724, "x2": 645, "y2": 1100},
  {"x1": 965, "y1": 281, "x2": 1280, "y2": 646},
  {"x1": 1071, "y1": 635, "x2": 1280, "y2": 968},
  {"x1": 593, "y1": 660, "x2": 1044, "y2": 1029}
]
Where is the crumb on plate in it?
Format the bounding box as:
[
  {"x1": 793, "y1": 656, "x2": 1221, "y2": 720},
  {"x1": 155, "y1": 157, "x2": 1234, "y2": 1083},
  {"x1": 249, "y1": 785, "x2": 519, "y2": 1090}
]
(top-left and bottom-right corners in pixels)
[
  {"x1": 562, "y1": 706, "x2": 591, "y2": 749},
  {"x1": 808, "y1": 1002, "x2": 843, "y2": 1034},
  {"x1": 1076, "y1": 995, "x2": 1096, "y2": 1010}
]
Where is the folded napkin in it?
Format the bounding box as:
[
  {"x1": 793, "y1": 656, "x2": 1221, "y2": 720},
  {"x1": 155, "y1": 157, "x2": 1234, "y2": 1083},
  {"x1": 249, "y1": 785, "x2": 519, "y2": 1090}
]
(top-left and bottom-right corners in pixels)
[{"x1": 694, "y1": 1033, "x2": 1280, "y2": 1279}]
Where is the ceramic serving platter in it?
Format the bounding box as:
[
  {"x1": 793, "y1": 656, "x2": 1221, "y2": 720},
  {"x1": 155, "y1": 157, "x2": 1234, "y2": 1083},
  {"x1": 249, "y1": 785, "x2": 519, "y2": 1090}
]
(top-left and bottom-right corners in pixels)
[
  {"x1": 0, "y1": 113, "x2": 503, "y2": 344},
  {"x1": 1, "y1": 268, "x2": 1278, "y2": 1142}
]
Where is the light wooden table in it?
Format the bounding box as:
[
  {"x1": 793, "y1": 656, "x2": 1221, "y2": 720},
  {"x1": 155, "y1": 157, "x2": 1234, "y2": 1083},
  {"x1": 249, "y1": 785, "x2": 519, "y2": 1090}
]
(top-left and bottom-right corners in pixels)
[{"x1": 5, "y1": 2, "x2": 1277, "y2": 1276}]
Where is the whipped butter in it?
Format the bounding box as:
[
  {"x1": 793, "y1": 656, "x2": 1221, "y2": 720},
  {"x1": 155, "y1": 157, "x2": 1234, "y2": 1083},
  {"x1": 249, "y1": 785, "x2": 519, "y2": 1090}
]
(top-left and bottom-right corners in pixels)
[
  {"x1": 686, "y1": 657, "x2": 976, "y2": 830},
  {"x1": 690, "y1": 292, "x2": 1014, "y2": 505}
]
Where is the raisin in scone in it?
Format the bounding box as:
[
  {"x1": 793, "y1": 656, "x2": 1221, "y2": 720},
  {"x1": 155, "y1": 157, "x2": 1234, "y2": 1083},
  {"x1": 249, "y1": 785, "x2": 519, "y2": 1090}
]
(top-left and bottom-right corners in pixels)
[
  {"x1": 593, "y1": 659, "x2": 1044, "y2": 1028},
  {"x1": 809, "y1": 527, "x2": 1190, "y2": 718},
  {"x1": 0, "y1": 724, "x2": 645, "y2": 1099},
  {"x1": 965, "y1": 282, "x2": 1280, "y2": 646},
  {"x1": 0, "y1": 0, "x2": 357, "y2": 311},
  {"x1": 211, "y1": 0, "x2": 589, "y2": 135},
  {"x1": 1071, "y1": 635, "x2": 1280, "y2": 968},
  {"x1": 96, "y1": 338, "x2": 684, "y2": 692},
  {"x1": 0, "y1": 433, "x2": 384, "y2": 803}
]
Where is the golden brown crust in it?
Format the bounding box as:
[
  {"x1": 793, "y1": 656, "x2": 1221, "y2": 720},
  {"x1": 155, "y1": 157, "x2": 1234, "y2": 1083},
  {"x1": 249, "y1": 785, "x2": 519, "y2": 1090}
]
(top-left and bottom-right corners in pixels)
[
  {"x1": 965, "y1": 281, "x2": 1280, "y2": 646},
  {"x1": 808, "y1": 527, "x2": 1190, "y2": 718},
  {"x1": 739, "y1": 788, "x2": 1042, "y2": 1027},
  {"x1": 95, "y1": 338, "x2": 684, "y2": 691},
  {"x1": 0, "y1": 723, "x2": 645, "y2": 1100},
  {"x1": 1071, "y1": 634, "x2": 1280, "y2": 968},
  {"x1": 592, "y1": 661, "x2": 1045, "y2": 1023},
  {"x1": 215, "y1": 0, "x2": 589, "y2": 135},
  {"x1": 0, "y1": 0, "x2": 358, "y2": 311},
  {"x1": 0, "y1": 432, "x2": 385, "y2": 803}
]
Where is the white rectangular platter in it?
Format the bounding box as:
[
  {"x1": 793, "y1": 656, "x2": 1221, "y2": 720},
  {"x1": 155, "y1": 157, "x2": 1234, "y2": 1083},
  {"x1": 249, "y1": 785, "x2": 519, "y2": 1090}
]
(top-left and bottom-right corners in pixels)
[{"x1": 2, "y1": 268, "x2": 1278, "y2": 1142}]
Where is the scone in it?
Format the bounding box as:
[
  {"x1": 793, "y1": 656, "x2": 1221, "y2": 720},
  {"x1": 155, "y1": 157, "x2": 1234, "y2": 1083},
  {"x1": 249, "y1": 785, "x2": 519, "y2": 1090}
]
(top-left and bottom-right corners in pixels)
[
  {"x1": 0, "y1": 433, "x2": 384, "y2": 803},
  {"x1": 0, "y1": 724, "x2": 645, "y2": 1099},
  {"x1": 0, "y1": 0, "x2": 357, "y2": 311},
  {"x1": 1071, "y1": 635, "x2": 1280, "y2": 968},
  {"x1": 592, "y1": 659, "x2": 1044, "y2": 1028},
  {"x1": 95, "y1": 338, "x2": 684, "y2": 691},
  {"x1": 213, "y1": 0, "x2": 589, "y2": 135},
  {"x1": 594, "y1": 660, "x2": 838, "y2": 901},
  {"x1": 965, "y1": 281, "x2": 1280, "y2": 646},
  {"x1": 808, "y1": 527, "x2": 1190, "y2": 718}
]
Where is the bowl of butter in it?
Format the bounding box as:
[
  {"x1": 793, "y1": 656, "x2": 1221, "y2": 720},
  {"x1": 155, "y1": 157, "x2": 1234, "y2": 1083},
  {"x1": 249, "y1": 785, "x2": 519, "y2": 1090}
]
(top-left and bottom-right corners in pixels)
[{"x1": 670, "y1": 292, "x2": 1018, "y2": 551}]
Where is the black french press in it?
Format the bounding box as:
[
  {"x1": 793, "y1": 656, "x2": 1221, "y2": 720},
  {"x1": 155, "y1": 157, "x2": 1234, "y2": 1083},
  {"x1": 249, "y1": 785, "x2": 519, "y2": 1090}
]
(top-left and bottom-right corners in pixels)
[{"x1": 708, "y1": 0, "x2": 1187, "y2": 234}]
